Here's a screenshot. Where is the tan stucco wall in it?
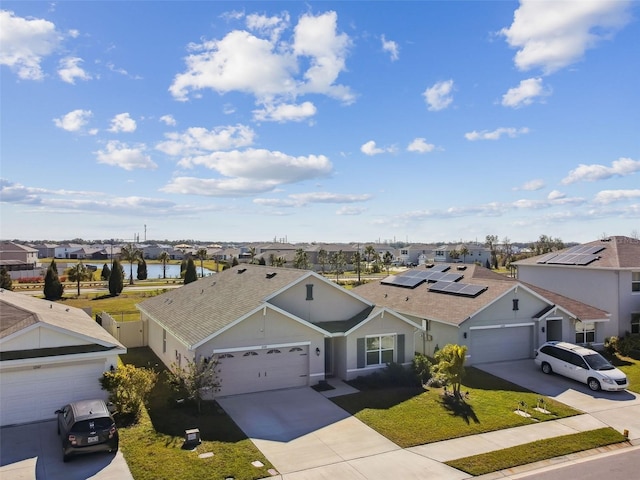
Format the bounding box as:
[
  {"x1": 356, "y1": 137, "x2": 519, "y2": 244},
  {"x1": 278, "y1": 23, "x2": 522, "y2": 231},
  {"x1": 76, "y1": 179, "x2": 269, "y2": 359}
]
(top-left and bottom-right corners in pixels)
[
  {"x1": 268, "y1": 277, "x2": 368, "y2": 323},
  {"x1": 145, "y1": 314, "x2": 193, "y2": 370}
]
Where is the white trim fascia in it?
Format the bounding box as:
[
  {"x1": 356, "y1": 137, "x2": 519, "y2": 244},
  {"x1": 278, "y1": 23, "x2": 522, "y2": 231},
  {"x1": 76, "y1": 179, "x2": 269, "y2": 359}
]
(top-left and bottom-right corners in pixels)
[
  {"x1": 0, "y1": 347, "x2": 126, "y2": 371},
  {"x1": 0, "y1": 322, "x2": 123, "y2": 349},
  {"x1": 211, "y1": 340, "x2": 310, "y2": 354},
  {"x1": 309, "y1": 372, "x2": 324, "y2": 378},
  {"x1": 469, "y1": 322, "x2": 535, "y2": 331}
]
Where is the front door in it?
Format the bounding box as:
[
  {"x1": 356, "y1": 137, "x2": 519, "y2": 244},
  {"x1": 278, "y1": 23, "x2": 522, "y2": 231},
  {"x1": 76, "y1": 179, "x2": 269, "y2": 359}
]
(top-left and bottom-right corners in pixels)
[{"x1": 546, "y1": 319, "x2": 562, "y2": 342}]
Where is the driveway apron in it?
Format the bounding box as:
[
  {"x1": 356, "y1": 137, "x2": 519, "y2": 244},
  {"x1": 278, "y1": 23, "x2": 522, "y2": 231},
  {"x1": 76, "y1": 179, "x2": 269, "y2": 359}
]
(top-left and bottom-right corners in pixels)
[
  {"x1": 217, "y1": 387, "x2": 467, "y2": 479},
  {"x1": 477, "y1": 359, "x2": 640, "y2": 442}
]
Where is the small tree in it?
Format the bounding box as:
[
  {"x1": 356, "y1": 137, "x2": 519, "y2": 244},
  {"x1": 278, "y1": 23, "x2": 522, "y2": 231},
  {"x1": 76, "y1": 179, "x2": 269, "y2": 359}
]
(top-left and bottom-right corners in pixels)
[
  {"x1": 293, "y1": 248, "x2": 309, "y2": 269},
  {"x1": 196, "y1": 248, "x2": 208, "y2": 277},
  {"x1": 383, "y1": 251, "x2": 393, "y2": 274},
  {"x1": 101, "y1": 263, "x2": 111, "y2": 281},
  {"x1": 318, "y1": 248, "x2": 328, "y2": 274},
  {"x1": 137, "y1": 258, "x2": 148, "y2": 280},
  {"x1": 67, "y1": 262, "x2": 91, "y2": 296},
  {"x1": 44, "y1": 259, "x2": 64, "y2": 300},
  {"x1": 459, "y1": 245, "x2": 469, "y2": 264},
  {"x1": 184, "y1": 258, "x2": 198, "y2": 284},
  {"x1": 100, "y1": 364, "x2": 158, "y2": 421},
  {"x1": 158, "y1": 251, "x2": 170, "y2": 279},
  {"x1": 432, "y1": 344, "x2": 467, "y2": 398},
  {"x1": 121, "y1": 244, "x2": 142, "y2": 285},
  {"x1": 166, "y1": 357, "x2": 221, "y2": 414},
  {"x1": 108, "y1": 259, "x2": 125, "y2": 296},
  {"x1": 0, "y1": 267, "x2": 13, "y2": 290}
]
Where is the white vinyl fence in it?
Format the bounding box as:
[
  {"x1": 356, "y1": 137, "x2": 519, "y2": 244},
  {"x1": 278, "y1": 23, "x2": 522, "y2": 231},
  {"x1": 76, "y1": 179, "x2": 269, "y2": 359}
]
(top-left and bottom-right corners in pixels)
[{"x1": 99, "y1": 312, "x2": 147, "y2": 348}]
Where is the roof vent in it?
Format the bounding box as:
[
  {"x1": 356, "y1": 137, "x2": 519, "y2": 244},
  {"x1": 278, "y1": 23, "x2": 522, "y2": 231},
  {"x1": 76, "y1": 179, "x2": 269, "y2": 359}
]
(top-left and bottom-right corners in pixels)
[
  {"x1": 237, "y1": 268, "x2": 247, "y2": 274},
  {"x1": 456, "y1": 265, "x2": 467, "y2": 271},
  {"x1": 266, "y1": 272, "x2": 277, "y2": 279},
  {"x1": 600, "y1": 238, "x2": 611, "y2": 242}
]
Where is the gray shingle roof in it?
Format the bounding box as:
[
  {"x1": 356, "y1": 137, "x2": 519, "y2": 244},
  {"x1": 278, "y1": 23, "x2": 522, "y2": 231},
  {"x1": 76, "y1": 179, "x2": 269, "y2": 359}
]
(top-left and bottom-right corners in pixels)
[
  {"x1": 137, "y1": 264, "x2": 312, "y2": 348},
  {"x1": 0, "y1": 290, "x2": 125, "y2": 350},
  {"x1": 514, "y1": 236, "x2": 640, "y2": 269}
]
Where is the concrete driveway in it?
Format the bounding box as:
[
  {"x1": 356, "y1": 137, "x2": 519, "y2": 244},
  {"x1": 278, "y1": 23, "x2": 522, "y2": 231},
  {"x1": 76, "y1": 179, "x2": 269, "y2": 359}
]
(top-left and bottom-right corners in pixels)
[
  {"x1": 477, "y1": 359, "x2": 640, "y2": 443},
  {"x1": 217, "y1": 387, "x2": 467, "y2": 479},
  {"x1": 0, "y1": 420, "x2": 133, "y2": 480}
]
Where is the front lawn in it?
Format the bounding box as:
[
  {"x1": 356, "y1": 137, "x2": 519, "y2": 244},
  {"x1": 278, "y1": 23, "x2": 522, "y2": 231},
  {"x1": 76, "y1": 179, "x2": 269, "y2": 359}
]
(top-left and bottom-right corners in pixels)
[
  {"x1": 608, "y1": 353, "x2": 640, "y2": 394},
  {"x1": 446, "y1": 427, "x2": 628, "y2": 475},
  {"x1": 331, "y1": 368, "x2": 580, "y2": 448},
  {"x1": 118, "y1": 348, "x2": 274, "y2": 480}
]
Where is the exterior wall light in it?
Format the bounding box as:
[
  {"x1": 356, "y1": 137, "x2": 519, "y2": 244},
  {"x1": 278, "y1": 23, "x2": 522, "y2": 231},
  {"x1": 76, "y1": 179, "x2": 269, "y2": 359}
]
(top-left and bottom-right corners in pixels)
[{"x1": 315, "y1": 347, "x2": 321, "y2": 356}]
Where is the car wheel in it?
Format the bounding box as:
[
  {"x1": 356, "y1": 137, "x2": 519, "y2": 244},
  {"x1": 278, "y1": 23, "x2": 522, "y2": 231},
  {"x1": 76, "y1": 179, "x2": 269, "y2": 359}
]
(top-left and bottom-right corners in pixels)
[
  {"x1": 541, "y1": 362, "x2": 552, "y2": 374},
  {"x1": 110, "y1": 439, "x2": 119, "y2": 453},
  {"x1": 62, "y1": 450, "x2": 70, "y2": 463},
  {"x1": 588, "y1": 378, "x2": 601, "y2": 391}
]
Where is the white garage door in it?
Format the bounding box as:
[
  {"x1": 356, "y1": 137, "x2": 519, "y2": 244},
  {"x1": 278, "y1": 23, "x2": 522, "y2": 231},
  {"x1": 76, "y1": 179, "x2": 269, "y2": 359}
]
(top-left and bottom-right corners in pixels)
[
  {"x1": 470, "y1": 325, "x2": 533, "y2": 364},
  {"x1": 216, "y1": 346, "x2": 309, "y2": 397},
  {"x1": 0, "y1": 360, "x2": 107, "y2": 426}
]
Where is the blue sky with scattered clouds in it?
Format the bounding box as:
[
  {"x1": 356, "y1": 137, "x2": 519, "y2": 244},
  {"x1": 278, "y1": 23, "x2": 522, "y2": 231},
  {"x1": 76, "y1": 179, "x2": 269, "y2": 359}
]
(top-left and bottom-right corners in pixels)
[{"x1": 1, "y1": 1, "x2": 638, "y2": 244}]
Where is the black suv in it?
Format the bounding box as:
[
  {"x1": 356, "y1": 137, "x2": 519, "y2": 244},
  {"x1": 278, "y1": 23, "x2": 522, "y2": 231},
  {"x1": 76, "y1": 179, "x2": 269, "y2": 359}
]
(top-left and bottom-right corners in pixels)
[{"x1": 55, "y1": 399, "x2": 118, "y2": 462}]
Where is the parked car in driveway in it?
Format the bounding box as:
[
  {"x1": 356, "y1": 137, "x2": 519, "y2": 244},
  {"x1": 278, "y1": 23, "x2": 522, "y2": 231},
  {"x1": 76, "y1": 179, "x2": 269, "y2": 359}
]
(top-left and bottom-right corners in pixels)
[
  {"x1": 55, "y1": 399, "x2": 118, "y2": 462},
  {"x1": 534, "y1": 341, "x2": 629, "y2": 392}
]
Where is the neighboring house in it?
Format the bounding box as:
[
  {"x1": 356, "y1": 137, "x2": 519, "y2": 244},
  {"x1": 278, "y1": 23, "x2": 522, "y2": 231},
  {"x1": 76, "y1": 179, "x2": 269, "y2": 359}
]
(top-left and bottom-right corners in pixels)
[
  {"x1": 31, "y1": 243, "x2": 58, "y2": 258},
  {"x1": 397, "y1": 244, "x2": 437, "y2": 266},
  {"x1": 54, "y1": 243, "x2": 85, "y2": 259},
  {"x1": 142, "y1": 244, "x2": 174, "y2": 259},
  {"x1": 354, "y1": 264, "x2": 609, "y2": 365},
  {"x1": 514, "y1": 236, "x2": 640, "y2": 342},
  {"x1": 137, "y1": 264, "x2": 419, "y2": 397},
  {"x1": 433, "y1": 243, "x2": 491, "y2": 265},
  {"x1": 0, "y1": 241, "x2": 38, "y2": 271},
  {"x1": 0, "y1": 290, "x2": 126, "y2": 426}
]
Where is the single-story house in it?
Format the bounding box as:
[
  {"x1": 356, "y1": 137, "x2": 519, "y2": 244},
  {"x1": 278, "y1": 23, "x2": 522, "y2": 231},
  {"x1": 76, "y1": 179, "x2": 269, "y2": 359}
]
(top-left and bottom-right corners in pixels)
[
  {"x1": 0, "y1": 290, "x2": 126, "y2": 426},
  {"x1": 514, "y1": 236, "x2": 640, "y2": 341},
  {"x1": 137, "y1": 264, "x2": 420, "y2": 397},
  {"x1": 353, "y1": 264, "x2": 610, "y2": 365}
]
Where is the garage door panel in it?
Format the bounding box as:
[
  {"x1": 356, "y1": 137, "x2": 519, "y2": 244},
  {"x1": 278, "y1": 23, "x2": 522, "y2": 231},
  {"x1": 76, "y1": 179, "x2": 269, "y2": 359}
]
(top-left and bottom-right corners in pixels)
[
  {"x1": 0, "y1": 361, "x2": 107, "y2": 426},
  {"x1": 216, "y1": 346, "x2": 309, "y2": 397},
  {"x1": 470, "y1": 326, "x2": 533, "y2": 364}
]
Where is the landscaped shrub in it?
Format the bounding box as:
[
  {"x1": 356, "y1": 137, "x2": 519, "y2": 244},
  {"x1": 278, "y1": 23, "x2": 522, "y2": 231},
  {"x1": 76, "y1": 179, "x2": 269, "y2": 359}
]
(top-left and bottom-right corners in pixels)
[
  {"x1": 412, "y1": 353, "x2": 433, "y2": 385},
  {"x1": 349, "y1": 362, "x2": 420, "y2": 389},
  {"x1": 604, "y1": 334, "x2": 640, "y2": 358},
  {"x1": 17, "y1": 276, "x2": 44, "y2": 283}
]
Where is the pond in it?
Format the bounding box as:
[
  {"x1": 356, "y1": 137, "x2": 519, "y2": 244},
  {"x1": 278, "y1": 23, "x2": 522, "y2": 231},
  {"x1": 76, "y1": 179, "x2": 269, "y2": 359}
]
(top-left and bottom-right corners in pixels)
[{"x1": 86, "y1": 263, "x2": 215, "y2": 279}]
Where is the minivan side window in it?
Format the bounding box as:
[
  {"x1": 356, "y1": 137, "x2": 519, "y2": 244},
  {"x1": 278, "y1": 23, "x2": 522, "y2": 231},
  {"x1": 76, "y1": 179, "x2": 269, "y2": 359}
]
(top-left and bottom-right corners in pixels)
[
  {"x1": 540, "y1": 346, "x2": 558, "y2": 357},
  {"x1": 567, "y1": 352, "x2": 587, "y2": 368}
]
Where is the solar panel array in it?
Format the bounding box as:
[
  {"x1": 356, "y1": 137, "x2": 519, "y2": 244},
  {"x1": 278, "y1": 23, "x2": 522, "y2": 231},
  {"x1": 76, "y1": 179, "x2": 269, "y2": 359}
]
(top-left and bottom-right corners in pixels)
[
  {"x1": 536, "y1": 245, "x2": 605, "y2": 266},
  {"x1": 428, "y1": 281, "x2": 487, "y2": 297},
  {"x1": 381, "y1": 267, "x2": 463, "y2": 289}
]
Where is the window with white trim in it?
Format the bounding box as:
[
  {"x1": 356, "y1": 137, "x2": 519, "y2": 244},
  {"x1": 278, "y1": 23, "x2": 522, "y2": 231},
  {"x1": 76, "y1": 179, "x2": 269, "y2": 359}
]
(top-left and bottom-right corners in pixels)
[
  {"x1": 366, "y1": 335, "x2": 395, "y2": 366},
  {"x1": 631, "y1": 313, "x2": 640, "y2": 334},
  {"x1": 633, "y1": 272, "x2": 640, "y2": 292},
  {"x1": 575, "y1": 320, "x2": 595, "y2": 344}
]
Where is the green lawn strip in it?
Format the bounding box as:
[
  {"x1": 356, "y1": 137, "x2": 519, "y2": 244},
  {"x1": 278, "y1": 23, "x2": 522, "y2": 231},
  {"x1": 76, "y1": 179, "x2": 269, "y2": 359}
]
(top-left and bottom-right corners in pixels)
[
  {"x1": 331, "y1": 368, "x2": 579, "y2": 448},
  {"x1": 610, "y1": 354, "x2": 640, "y2": 394},
  {"x1": 118, "y1": 348, "x2": 274, "y2": 480},
  {"x1": 445, "y1": 427, "x2": 627, "y2": 476}
]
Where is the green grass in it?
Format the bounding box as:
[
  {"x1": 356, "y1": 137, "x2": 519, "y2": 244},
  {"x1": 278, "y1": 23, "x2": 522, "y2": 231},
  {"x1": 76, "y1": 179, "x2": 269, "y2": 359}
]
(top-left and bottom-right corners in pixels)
[
  {"x1": 607, "y1": 352, "x2": 640, "y2": 394},
  {"x1": 445, "y1": 427, "x2": 628, "y2": 475},
  {"x1": 118, "y1": 348, "x2": 274, "y2": 480},
  {"x1": 331, "y1": 368, "x2": 579, "y2": 448}
]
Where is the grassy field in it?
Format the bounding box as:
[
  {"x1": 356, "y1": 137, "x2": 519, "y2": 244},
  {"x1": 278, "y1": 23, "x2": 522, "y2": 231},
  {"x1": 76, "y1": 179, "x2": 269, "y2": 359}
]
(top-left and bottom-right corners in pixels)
[{"x1": 331, "y1": 368, "x2": 580, "y2": 448}]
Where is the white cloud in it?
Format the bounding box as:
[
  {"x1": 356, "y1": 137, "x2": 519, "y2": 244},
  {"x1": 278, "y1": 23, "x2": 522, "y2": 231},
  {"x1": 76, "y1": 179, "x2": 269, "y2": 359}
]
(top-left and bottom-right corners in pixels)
[
  {"x1": 423, "y1": 79, "x2": 454, "y2": 111},
  {"x1": 361, "y1": 140, "x2": 394, "y2": 156},
  {"x1": 245, "y1": 12, "x2": 290, "y2": 43},
  {"x1": 594, "y1": 189, "x2": 640, "y2": 204},
  {"x1": 465, "y1": 127, "x2": 530, "y2": 141},
  {"x1": 170, "y1": 11, "x2": 354, "y2": 110},
  {"x1": 177, "y1": 148, "x2": 332, "y2": 184},
  {"x1": 501, "y1": 77, "x2": 550, "y2": 108},
  {"x1": 500, "y1": 0, "x2": 632, "y2": 74},
  {"x1": 407, "y1": 138, "x2": 435, "y2": 153},
  {"x1": 57, "y1": 56, "x2": 91, "y2": 84},
  {"x1": 156, "y1": 124, "x2": 255, "y2": 156},
  {"x1": 0, "y1": 10, "x2": 61, "y2": 80},
  {"x1": 548, "y1": 190, "x2": 566, "y2": 200},
  {"x1": 562, "y1": 157, "x2": 640, "y2": 184},
  {"x1": 53, "y1": 109, "x2": 92, "y2": 132},
  {"x1": 381, "y1": 34, "x2": 399, "y2": 61},
  {"x1": 514, "y1": 179, "x2": 545, "y2": 191},
  {"x1": 108, "y1": 113, "x2": 137, "y2": 133},
  {"x1": 95, "y1": 140, "x2": 157, "y2": 170},
  {"x1": 162, "y1": 176, "x2": 280, "y2": 197},
  {"x1": 159, "y1": 114, "x2": 177, "y2": 126},
  {"x1": 336, "y1": 206, "x2": 366, "y2": 215},
  {"x1": 254, "y1": 192, "x2": 371, "y2": 208},
  {"x1": 253, "y1": 101, "x2": 317, "y2": 122}
]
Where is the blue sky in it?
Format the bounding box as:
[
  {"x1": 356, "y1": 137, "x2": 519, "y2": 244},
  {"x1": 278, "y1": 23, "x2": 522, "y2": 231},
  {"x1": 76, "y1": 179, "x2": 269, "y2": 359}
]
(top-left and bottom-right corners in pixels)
[{"x1": 1, "y1": 1, "x2": 638, "y2": 244}]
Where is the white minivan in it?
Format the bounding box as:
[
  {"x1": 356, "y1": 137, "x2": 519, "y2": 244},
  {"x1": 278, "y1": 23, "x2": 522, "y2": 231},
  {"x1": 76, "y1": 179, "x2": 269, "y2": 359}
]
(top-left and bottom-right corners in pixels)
[{"x1": 534, "y1": 341, "x2": 628, "y2": 392}]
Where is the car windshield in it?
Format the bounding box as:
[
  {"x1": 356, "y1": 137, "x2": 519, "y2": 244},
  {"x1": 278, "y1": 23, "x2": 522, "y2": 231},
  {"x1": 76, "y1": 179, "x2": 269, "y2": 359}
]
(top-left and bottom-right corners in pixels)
[{"x1": 583, "y1": 353, "x2": 614, "y2": 371}]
